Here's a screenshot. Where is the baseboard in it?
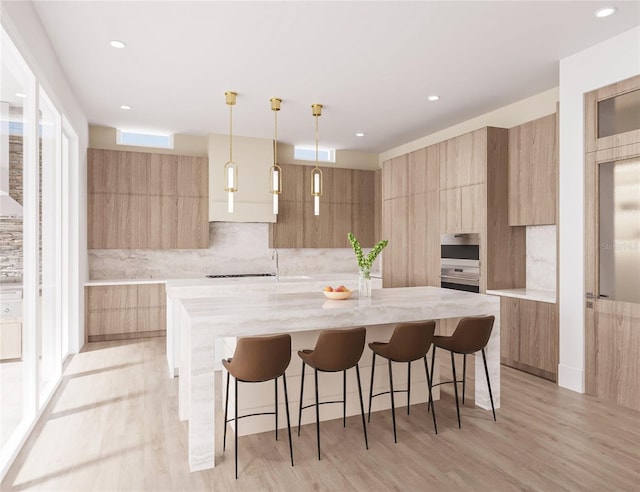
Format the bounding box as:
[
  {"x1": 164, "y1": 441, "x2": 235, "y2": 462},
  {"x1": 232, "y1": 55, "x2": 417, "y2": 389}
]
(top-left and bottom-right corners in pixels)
[
  {"x1": 88, "y1": 330, "x2": 165, "y2": 342},
  {"x1": 557, "y1": 364, "x2": 584, "y2": 393}
]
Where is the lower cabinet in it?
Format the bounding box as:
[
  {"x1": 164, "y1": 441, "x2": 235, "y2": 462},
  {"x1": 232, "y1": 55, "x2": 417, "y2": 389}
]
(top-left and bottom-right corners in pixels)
[
  {"x1": 500, "y1": 297, "x2": 558, "y2": 381},
  {"x1": 85, "y1": 283, "x2": 166, "y2": 342}
]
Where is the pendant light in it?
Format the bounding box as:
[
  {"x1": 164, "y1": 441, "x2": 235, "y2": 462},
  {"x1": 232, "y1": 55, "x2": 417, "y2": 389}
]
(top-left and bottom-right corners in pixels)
[
  {"x1": 224, "y1": 91, "x2": 238, "y2": 213},
  {"x1": 311, "y1": 104, "x2": 323, "y2": 216},
  {"x1": 269, "y1": 98, "x2": 282, "y2": 215}
]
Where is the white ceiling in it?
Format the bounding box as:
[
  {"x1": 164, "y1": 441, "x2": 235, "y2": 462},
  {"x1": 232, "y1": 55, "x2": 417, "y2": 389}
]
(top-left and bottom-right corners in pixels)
[{"x1": 32, "y1": 1, "x2": 640, "y2": 153}]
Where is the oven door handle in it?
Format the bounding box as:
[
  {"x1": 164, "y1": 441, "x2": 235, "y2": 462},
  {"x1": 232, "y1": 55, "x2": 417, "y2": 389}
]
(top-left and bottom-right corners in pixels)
[{"x1": 440, "y1": 274, "x2": 479, "y2": 282}]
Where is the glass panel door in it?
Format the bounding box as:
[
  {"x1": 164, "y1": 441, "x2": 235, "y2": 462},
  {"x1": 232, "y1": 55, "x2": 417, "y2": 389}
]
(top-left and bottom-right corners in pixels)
[{"x1": 599, "y1": 159, "x2": 640, "y2": 303}]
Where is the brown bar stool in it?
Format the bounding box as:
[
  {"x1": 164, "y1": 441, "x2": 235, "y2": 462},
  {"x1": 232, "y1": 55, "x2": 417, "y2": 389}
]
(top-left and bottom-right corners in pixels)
[
  {"x1": 222, "y1": 334, "x2": 293, "y2": 479},
  {"x1": 367, "y1": 321, "x2": 438, "y2": 442},
  {"x1": 429, "y1": 315, "x2": 496, "y2": 429},
  {"x1": 297, "y1": 327, "x2": 368, "y2": 460}
]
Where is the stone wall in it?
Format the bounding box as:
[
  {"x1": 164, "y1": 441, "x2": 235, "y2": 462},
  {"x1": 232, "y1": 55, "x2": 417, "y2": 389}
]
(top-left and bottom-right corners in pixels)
[{"x1": 0, "y1": 136, "x2": 24, "y2": 283}]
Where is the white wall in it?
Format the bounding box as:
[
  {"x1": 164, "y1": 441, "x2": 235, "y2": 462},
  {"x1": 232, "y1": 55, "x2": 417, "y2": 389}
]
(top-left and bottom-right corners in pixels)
[
  {"x1": 2, "y1": 1, "x2": 89, "y2": 353},
  {"x1": 558, "y1": 26, "x2": 640, "y2": 392}
]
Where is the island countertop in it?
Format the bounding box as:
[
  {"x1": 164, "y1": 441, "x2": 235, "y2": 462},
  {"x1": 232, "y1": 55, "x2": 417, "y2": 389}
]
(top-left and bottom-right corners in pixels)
[
  {"x1": 179, "y1": 285, "x2": 501, "y2": 472},
  {"x1": 181, "y1": 285, "x2": 499, "y2": 337}
]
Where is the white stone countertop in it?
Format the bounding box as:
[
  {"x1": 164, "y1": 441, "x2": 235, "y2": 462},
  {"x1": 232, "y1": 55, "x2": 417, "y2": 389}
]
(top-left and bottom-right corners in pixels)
[
  {"x1": 84, "y1": 278, "x2": 169, "y2": 287},
  {"x1": 182, "y1": 285, "x2": 499, "y2": 337},
  {"x1": 486, "y1": 288, "x2": 556, "y2": 304}
]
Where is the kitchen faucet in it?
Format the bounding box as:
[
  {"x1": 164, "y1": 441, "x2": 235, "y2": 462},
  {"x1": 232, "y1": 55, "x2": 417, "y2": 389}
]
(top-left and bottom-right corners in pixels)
[{"x1": 271, "y1": 248, "x2": 279, "y2": 280}]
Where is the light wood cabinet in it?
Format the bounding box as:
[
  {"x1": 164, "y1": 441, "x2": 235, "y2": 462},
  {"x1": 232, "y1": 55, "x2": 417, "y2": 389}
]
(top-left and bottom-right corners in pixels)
[
  {"x1": 439, "y1": 129, "x2": 486, "y2": 190},
  {"x1": 386, "y1": 127, "x2": 524, "y2": 292},
  {"x1": 508, "y1": 113, "x2": 557, "y2": 225},
  {"x1": 88, "y1": 149, "x2": 208, "y2": 249},
  {"x1": 85, "y1": 283, "x2": 166, "y2": 342},
  {"x1": 269, "y1": 164, "x2": 376, "y2": 248},
  {"x1": 500, "y1": 296, "x2": 558, "y2": 381},
  {"x1": 382, "y1": 143, "x2": 440, "y2": 288}
]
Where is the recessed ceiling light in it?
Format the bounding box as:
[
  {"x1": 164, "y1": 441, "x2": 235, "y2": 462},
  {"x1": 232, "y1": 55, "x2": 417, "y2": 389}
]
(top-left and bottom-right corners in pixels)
[
  {"x1": 120, "y1": 105, "x2": 131, "y2": 110},
  {"x1": 595, "y1": 7, "x2": 616, "y2": 18},
  {"x1": 428, "y1": 95, "x2": 440, "y2": 101},
  {"x1": 356, "y1": 132, "x2": 365, "y2": 137},
  {"x1": 110, "y1": 40, "x2": 127, "y2": 49},
  {"x1": 15, "y1": 92, "x2": 26, "y2": 98}
]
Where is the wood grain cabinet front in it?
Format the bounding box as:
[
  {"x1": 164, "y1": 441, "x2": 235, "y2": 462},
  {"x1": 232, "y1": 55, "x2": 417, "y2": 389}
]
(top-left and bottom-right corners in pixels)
[
  {"x1": 500, "y1": 297, "x2": 558, "y2": 381},
  {"x1": 87, "y1": 149, "x2": 208, "y2": 249},
  {"x1": 85, "y1": 283, "x2": 166, "y2": 342},
  {"x1": 508, "y1": 113, "x2": 557, "y2": 226}
]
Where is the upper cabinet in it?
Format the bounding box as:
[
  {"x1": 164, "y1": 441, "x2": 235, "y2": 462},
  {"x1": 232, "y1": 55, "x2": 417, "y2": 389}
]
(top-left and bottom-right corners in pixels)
[
  {"x1": 208, "y1": 134, "x2": 275, "y2": 223},
  {"x1": 508, "y1": 113, "x2": 558, "y2": 226},
  {"x1": 269, "y1": 163, "x2": 377, "y2": 248},
  {"x1": 88, "y1": 149, "x2": 208, "y2": 249},
  {"x1": 439, "y1": 129, "x2": 486, "y2": 189}
]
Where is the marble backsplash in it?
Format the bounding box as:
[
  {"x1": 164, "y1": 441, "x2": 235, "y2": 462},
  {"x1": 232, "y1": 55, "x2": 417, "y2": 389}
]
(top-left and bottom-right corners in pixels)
[
  {"x1": 89, "y1": 222, "x2": 376, "y2": 280},
  {"x1": 526, "y1": 225, "x2": 557, "y2": 292}
]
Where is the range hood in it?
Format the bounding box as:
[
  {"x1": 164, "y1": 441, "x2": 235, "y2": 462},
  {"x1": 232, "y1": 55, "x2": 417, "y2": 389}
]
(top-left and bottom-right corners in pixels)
[{"x1": 0, "y1": 101, "x2": 22, "y2": 217}]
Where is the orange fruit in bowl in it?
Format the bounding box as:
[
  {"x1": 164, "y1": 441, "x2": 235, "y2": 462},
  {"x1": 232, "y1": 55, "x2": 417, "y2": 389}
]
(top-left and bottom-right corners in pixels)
[
  {"x1": 323, "y1": 286, "x2": 334, "y2": 292},
  {"x1": 335, "y1": 285, "x2": 348, "y2": 292}
]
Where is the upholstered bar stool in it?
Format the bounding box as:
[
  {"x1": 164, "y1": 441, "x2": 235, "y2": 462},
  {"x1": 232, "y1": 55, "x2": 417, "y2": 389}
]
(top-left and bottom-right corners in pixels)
[
  {"x1": 222, "y1": 334, "x2": 293, "y2": 479},
  {"x1": 367, "y1": 320, "x2": 438, "y2": 442},
  {"x1": 429, "y1": 315, "x2": 496, "y2": 429},
  {"x1": 297, "y1": 327, "x2": 368, "y2": 460}
]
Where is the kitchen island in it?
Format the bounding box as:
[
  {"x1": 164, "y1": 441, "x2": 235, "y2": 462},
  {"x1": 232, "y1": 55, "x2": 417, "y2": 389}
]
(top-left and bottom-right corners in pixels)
[{"x1": 176, "y1": 285, "x2": 500, "y2": 472}]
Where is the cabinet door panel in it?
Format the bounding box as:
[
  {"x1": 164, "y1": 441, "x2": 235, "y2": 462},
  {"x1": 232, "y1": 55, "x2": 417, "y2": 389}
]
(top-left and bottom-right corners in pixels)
[
  {"x1": 87, "y1": 285, "x2": 137, "y2": 311},
  {"x1": 518, "y1": 299, "x2": 558, "y2": 374},
  {"x1": 137, "y1": 283, "x2": 166, "y2": 308},
  {"x1": 439, "y1": 129, "x2": 486, "y2": 189},
  {"x1": 137, "y1": 307, "x2": 167, "y2": 333},
  {"x1": 508, "y1": 113, "x2": 557, "y2": 225},
  {"x1": 460, "y1": 184, "x2": 484, "y2": 233},
  {"x1": 500, "y1": 297, "x2": 520, "y2": 364},
  {"x1": 86, "y1": 309, "x2": 138, "y2": 337},
  {"x1": 440, "y1": 188, "x2": 461, "y2": 234}
]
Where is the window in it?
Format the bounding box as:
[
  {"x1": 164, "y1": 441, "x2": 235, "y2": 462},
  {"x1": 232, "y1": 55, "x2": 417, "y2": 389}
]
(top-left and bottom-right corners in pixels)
[
  {"x1": 116, "y1": 130, "x2": 174, "y2": 149},
  {"x1": 294, "y1": 146, "x2": 336, "y2": 163}
]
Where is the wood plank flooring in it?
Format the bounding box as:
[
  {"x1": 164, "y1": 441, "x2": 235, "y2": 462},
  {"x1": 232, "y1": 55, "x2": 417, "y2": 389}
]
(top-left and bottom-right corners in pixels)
[{"x1": 2, "y1": 337, "x2": 639, "y2": 491}]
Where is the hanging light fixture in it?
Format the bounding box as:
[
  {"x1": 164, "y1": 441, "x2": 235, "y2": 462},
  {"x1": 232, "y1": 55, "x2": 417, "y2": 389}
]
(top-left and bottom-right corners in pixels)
[
  {"x1": 311, "y1": 103, "x2": 323, "y2": 216},
  {"x1": 269, "y1": 98, "x2": 282, "y2": 215},
  {"x1": 224, "y1": 91, "x2": 238, "y2": 213}
]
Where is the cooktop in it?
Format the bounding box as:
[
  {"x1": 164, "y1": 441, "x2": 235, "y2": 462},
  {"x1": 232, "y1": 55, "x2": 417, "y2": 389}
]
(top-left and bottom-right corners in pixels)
[{"x1": 206, "y1": 273, "x2": 276, "y2": 279}]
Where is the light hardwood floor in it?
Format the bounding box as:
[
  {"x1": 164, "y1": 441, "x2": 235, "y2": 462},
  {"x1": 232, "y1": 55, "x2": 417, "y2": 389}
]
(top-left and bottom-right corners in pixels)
[{"x1": 2, "y1": 337, "x2": 639, "y2": 491}]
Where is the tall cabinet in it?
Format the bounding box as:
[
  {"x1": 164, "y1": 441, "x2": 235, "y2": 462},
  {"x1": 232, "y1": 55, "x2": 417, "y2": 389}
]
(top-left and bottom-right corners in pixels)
[{"x1": 382, "y1": 127, "x2": 525, "y2": 292}]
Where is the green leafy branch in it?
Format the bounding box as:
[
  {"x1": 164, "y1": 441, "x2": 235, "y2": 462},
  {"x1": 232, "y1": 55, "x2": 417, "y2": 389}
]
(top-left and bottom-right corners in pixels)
[{"x1": 348, "y1": 232, "x2": 388, "y2": 272}]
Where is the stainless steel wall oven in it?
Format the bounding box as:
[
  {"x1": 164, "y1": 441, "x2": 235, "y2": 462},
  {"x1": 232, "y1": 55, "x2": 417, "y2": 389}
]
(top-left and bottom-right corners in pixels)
[{"x1": 440, "y1": 234, "x2": 480, "y2": 293}]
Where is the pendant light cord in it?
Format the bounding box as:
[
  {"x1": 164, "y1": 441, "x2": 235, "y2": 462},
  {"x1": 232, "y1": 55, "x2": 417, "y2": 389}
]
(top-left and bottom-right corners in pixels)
[
  {"x1": 274, "y1": 109, "x2": 278, "y2": 165},
  {"x1": 315, "y1": 112, "x2": 319, "y2": 169}
]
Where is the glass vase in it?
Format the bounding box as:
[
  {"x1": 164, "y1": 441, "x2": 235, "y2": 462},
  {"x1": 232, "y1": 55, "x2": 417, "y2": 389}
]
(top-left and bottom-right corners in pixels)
[{"x1": 359, "y1": 268, "x2": 372, "y2": 298}]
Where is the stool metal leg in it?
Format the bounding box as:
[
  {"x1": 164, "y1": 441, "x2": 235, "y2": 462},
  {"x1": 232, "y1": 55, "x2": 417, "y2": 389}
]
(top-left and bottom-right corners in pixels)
[
  {"x1": 429, "y1": 347, "x2": 436, "y2": 412},
  {"x1": 234, "y1": 378, "x2": 239, "y2": 480},
  {"x1": 355, "y1": 364, "x2": 369, "y2": 450},
  {"x1": 407, "y1": 361, "x2": 411, "y2": 415},
  {"x1": 423, "y1": 356, "x2": 438, "y2": 434},
  {"x1": 275, "y1": 377, "x2": 278, "y2": 441},
  {"x1": 343, "y1": 370, "x2": 347, "y2": 427},
  {"x1": 450, "y1": 352, "x2": 461, "y2": 429},
  {"x1": 297, "y1": 361, "x2": 305, "y2": 436},
  {"x1": 462, "y1": 354, "x2": 467, "y2": 405},
  {"x1": 368, "y1": 352, "x2": 376, "y2": 422},
  {"x1": 482, "y1": 349, "x2": 497, "y2": 421},
  {"x1": 223, "y1": 370, "x2": 230, "y2": 452},
  {"x1": 282, "y1": 373, "x2": 294, "y2": 466},
  {"x1": 314, "y1": 368, "x2": 321, "y2": 460},
  {"x1": 388, "y1": 359, "x2": 397, "y2": 443}
]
